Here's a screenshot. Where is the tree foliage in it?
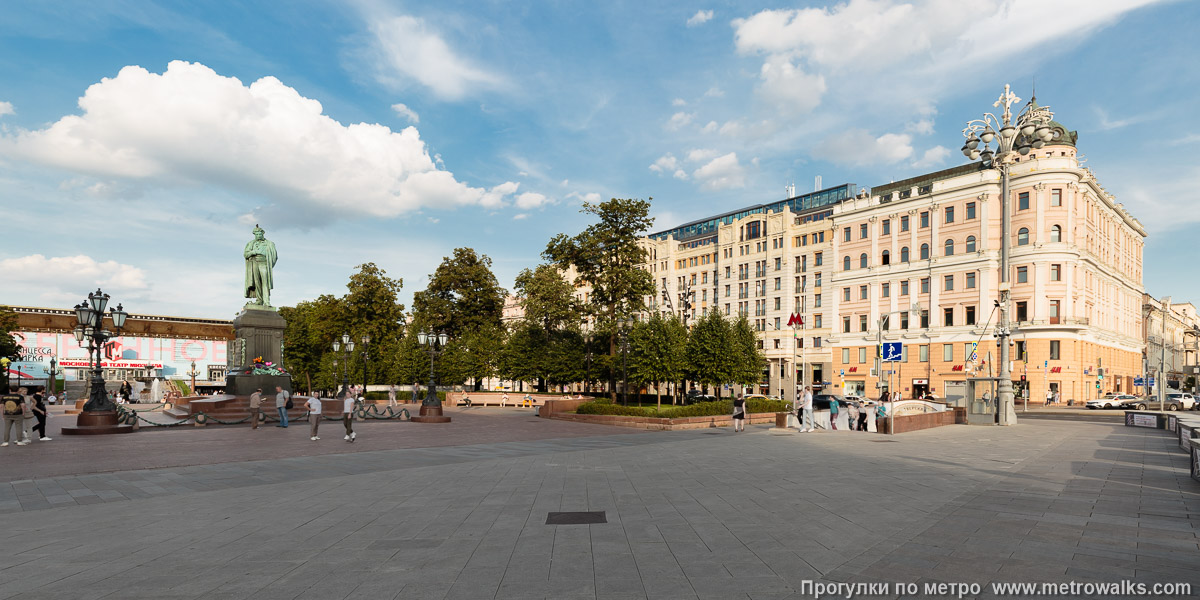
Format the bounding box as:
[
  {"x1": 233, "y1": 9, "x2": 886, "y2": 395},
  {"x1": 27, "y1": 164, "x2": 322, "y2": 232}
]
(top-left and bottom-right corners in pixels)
[
  {"x1": 729, "y1": 314, "x2": 767, "y2": 389},
  {"x1": 685, "y1": 309, "x2": 733, "y2": 398},
  {"x1": 513, "y1": 264, "x2": 582, "y2": 331},
  {"x1": 412, "y1": 248, "x2": 505, "y2": 338},
  {"x1": 628, "y1": 312, "x2": 687, "y2": 408}
]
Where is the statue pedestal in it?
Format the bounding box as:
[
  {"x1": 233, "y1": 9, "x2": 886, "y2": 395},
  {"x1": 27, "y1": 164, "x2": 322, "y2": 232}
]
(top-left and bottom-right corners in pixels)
[
  {"x1": 225, "y1": 308, "x2": 292, "y2": 395},
  {"x1": 411, "y1": 404, "x2": 452, "y2": 423},
  {"x1": 61, "y1": 410, "x2": 134, "y2": 435}
]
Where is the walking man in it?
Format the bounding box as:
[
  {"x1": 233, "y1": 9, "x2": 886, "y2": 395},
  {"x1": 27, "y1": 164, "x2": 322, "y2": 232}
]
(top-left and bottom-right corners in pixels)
[
  {"x1": 249, "y1": 388, "x2": 263, "y2": 430},
  {"x1": 342, "y1": 392, "x2": 356, "y2": 442},
  {"x1": 2, "y1": 389, "x2": 24, "y2": 446},
  {"x1": 275, "y1": 385, "x2": 289, "y2": 428},
  {"x1": 387, "y1": 384, "x2": 397, "y2": 410},
  {"x1": 32, "y1": 391, "x2": 50, "y2": 441},
  {"x1": 1045, "y1": 388, "x2": 1053, "y2": 406},
  {"x1": 305, "y1": 394, "x2": 322, "y2": 441},
  {"x1": 800, "y1": 386, "x2": 814, "y2": 432}
]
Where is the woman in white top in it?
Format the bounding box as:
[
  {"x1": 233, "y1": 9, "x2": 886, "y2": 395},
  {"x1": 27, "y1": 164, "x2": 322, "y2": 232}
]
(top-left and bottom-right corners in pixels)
[
  {"x1": 304, "y1": 396, "x2": 322, "y2": 441},
  {"x1": 343, "y1": 394, "x2": 356, "y2": 442}
]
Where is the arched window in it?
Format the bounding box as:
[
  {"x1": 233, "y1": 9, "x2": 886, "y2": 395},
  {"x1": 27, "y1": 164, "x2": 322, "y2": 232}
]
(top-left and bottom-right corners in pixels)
[
  {"x1": 881, "y1": 250, "x2": 890, "y2": 266},
  {"x1": 920, "y1": 243, "x2": 930, "y2": 260},
  {"x1": 966, "y1": 235, "x2": 976, "y2": 253},
  {"x1": 859, "y1": 253, "x2": 868, "y2": 268},
  {"x1": 1050, "y1": 225, "x2": 1062, "y2": 243},
  {"x1": 1017, "y1": 227, "x2": 1030, "y2": 246},
  {"x1": 900, "y1": 246, "x2": 909, "y2": 262},
  {"x1": 944, "y1": 239, "x2": 954, "y2": 256},
  {"x1": 843, "y1": 256, "x2": 851, "y2": 271}
]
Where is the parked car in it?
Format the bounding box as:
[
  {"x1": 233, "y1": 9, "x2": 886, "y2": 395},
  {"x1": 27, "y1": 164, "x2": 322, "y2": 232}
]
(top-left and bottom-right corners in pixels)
[
  {"x1": 1086, "y1": 394, "x2": 1135, "y2": 410},
  {"x1": 683, "y1": 394, "x2": 717, "y2": 405},
  {"x1": 1121, "y1": 393, "x2": 1191, "y2": 411},
  {"x1": 812, "y1": 392, "x2": 846, "y2": 412}
]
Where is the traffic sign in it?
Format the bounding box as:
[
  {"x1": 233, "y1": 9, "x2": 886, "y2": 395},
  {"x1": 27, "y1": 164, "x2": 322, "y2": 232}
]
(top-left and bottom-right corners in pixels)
[
  {"x1": 881, "y1": 342, "x2": 903, "y2": 362},
  {"x1": 1044, "y1": 360, "x2": 1048, "y2": 368},
  {"x1": 840, "y1": 369, "x2": 845, "y2": 377}
]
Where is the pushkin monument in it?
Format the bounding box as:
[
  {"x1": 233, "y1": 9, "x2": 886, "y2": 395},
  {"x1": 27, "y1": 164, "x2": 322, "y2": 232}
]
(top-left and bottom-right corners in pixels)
[{"x1": 225, "y1": 225, "x2": 292, "y2": 396}]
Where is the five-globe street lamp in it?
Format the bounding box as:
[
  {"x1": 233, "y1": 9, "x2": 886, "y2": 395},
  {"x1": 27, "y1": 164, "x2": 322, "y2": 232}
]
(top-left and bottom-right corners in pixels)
[
  {"x1": 73, "y1": 288, "x2": 129, "y2": 412},
  {"x1": 359, "y1": 334, "x2": 371, "y2": 398},
  {"x1": 186, "y1": 360, "x2": 200, "y2": 395},
  {"x1": 416, "y1": 331, "x2": 449, "y2": 408},
  {"x1": 960, "y1": 84, "x2": 1054, "y2": 426},
  {"x1": 332, "y1": 333, "x2": 354, "y2": 397}
]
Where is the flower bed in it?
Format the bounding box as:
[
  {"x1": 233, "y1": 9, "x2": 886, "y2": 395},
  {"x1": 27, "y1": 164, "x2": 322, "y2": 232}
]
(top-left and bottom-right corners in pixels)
[{"x1": 575, "y1": 397, "x2": 789, "y2": 419}]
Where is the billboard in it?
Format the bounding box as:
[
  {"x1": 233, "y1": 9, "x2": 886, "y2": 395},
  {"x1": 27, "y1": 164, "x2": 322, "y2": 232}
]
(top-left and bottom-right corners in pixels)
[{"x1": 12, "y1": 331, "x2": 226, "y2": 379}]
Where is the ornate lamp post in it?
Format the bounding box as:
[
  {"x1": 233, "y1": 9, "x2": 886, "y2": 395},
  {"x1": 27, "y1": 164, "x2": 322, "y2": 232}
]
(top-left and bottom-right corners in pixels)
[
  {"x1": 332, "y1": 333, "x2": 354, "y2": 397},
  {"x1": 359, "y1": 334, "x2": 370, "y2": 397},
  {"x1": 961, "y1": 85, "x2": 1054, "y2": 426},
  {"x1": 186, "y1": 360, "x2": 200, "y2": 395},
  {"x1": 411, "y1": 331, "x2": 451, "y2": 423},
  {"x1": 62, "y1": 288, "x2": 133, "y2": 434}
]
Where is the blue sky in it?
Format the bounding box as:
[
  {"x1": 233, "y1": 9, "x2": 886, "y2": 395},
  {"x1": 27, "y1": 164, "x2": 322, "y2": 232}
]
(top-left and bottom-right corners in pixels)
[{"x1": 1, "y1": 0, "x2": 1195, "y2": 319}]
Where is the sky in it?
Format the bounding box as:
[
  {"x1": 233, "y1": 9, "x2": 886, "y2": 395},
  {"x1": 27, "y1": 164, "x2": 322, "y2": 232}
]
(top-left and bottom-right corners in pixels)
[{"x1": 1, "y1": 0, "x2": 1196, "y2": 319}]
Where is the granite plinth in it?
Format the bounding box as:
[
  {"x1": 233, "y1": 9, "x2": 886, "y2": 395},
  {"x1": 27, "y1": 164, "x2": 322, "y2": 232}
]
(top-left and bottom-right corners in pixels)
[
  {"x1": 60, "y1": 410, "x2": 135, "y2": 435},
  {"x1": 410, "y1": 404, "x2": 451, "y2": 423}
]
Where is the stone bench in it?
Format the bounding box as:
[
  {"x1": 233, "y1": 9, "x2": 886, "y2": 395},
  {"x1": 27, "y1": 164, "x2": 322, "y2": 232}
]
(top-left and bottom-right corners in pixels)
[{"x1": 445, "y1": 392, "x2": 561, "y2": 408}]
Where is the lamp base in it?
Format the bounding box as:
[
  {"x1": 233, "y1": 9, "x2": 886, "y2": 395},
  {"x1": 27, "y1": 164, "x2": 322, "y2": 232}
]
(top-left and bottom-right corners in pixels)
[
  {"x1": 410, "y1": 404, "x2": 451, "y2": 423},
  {"x1": 61, "y1": 410, "x2": 135, "y2": 435}
]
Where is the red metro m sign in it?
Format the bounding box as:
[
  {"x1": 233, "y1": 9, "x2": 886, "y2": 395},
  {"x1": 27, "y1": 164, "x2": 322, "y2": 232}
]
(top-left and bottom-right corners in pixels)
[{"x1": 787, "y1": 313, "x2": 803, "y2": 327}]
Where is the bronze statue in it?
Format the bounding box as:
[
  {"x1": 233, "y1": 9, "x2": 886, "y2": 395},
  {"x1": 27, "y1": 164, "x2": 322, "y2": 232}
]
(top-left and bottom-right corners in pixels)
[{"x1": 243, "y1": 224, "x2": 278, "y2": 308}]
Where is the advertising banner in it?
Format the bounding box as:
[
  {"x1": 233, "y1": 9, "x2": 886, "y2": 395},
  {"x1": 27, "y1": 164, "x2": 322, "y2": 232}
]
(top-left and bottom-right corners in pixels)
[{"x1": 12, "y1": 331, "x2": 226, "y2": 379}]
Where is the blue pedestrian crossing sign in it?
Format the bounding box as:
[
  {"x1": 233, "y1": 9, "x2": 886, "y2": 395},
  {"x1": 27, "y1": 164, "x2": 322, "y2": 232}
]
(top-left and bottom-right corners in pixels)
[{"x1": 881, "y1": 342, "x2": 903, "y2": 362}]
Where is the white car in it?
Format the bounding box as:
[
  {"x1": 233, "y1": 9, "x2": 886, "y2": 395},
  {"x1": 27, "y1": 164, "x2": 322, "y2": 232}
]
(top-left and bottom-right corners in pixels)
[
  {"x1": 1086, "y1": 394, "x2": 1136, "y2": 410},
  {"x1": 1167, "y1": 393, "x2": 1197, "y2": 410}
]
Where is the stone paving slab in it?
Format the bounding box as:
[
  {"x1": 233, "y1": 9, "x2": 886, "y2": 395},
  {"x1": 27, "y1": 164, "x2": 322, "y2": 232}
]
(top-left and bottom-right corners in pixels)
[{"x1": 0, "y1": 419, "x2": 1198, "y2": 599}]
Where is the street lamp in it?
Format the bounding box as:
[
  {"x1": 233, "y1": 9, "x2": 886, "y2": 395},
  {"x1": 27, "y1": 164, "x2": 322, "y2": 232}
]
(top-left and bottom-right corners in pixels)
[
  {"x1": 332, "y1": 333, "x2": 354, "y2": 397},
  {"x1": 187, "y1": 360, "x2": 200, "y2": 395},
  {"x1": 360, "y1": 334, "x2": 370, "y2": 398},
  {"x1": 961, "y1": 85, "x2": 1054, "y2": 426},
  {"x1": 412, "y1": 331, "x2": 452, "y2": 423},
  {"x1": 63, "y1": 288, "x2": 128, "y2": 434}
]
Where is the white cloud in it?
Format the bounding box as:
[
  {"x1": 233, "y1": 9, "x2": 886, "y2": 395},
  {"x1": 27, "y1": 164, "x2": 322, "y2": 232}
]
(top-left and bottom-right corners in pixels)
[
  {"x1": 480, "y1": 181, "x2": 520, "y2": 208},
  {"x1": 672, "y1": 98, "x2": 687, "y2": 107},
  {"x1": 911, "y1": 145, "x2": 950, "y2": 168},
  {"x1": 650, "y1": 153, "x2": 679, "y2": 174},
  {"x1": 515, "y1": 191, "x2": 554, "y2": 209},
  {"x1": 687, "y1": 10, "x2": 714, "y2": 27},
  {"x1": 368, "y1": 15, "x2": 504, "y2": 100},
  {"x1": 756, "y1": 54, "x2": 826, "y2": 114},
  {"x1": 1, "y1": 254, "x2": 148, "y2": 305},
  {"x1": 815, "y1": 129, "x2": 914, "y2": 166},
  {"x1": 391, "y1": 102, "x2": 420, "y2": 123},
  {"x1": 513, "y1": 213, "x2": 528, "y2": 220},
  {"x1": 0, "y1": 101, "x2": 12, "y2": 117},
  {"x1": 665, "y1": 111, "x2": 695, "y2": 131},
  {"x1": 701, "y1": 121, "x2": 718, "y2": 134},
  {"x1": 566, "y1": 191, "x2": 603, "y2": 204},
  {"x1": 692, "y1": 152, "x2": 745, "y2": 191},
  {"x1": 0, "y1": 61, "x2": 522, "y2": 223},
  {"x1": 686, "y1": 148, "x2": 720, "y2": 163},
  {"x1": 704, "y1": 87, "x2": 724, "y2": 98}
]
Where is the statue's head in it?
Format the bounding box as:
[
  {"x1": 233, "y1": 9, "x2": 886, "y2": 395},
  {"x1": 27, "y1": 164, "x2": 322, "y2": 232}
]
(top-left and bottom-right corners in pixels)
[{"x1": 253, "y1": 224, "x2": 266, "y2": 240}]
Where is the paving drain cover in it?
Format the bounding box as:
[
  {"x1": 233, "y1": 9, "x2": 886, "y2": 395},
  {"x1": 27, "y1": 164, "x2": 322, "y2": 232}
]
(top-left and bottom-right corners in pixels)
[{"x1": 546, "y1": 511, "x2": 607, "y2": 525}]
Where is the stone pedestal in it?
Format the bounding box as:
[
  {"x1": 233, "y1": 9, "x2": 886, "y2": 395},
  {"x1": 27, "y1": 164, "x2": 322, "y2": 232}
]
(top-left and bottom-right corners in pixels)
[
  {"x1": 411, "y1": 404, "x2": 452, "y2": 423},
  {"x1": 61, "y1": 410, "x2": 134, "y2": 435},
  {"x1": 225, "y1": 308, "x2": 292, "y2": 396}
]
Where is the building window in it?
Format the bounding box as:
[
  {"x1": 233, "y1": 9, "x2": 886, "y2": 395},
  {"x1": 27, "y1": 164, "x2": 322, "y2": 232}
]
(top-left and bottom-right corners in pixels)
[
  {"x1": 814, "y1": 252, "x2": 823, "y2": 266},
  {"x1": 920, "y1": 211, "x2": 929, "y2": 228},
  {"x1": 814, "y1": 294, "x2": 822, "y2": 308},
  {"x1": 882, "y1": 250, "x2": 890, "y2": 265},
  {"x1": 920, "y1": 243, "x2": 930, "y2": 260},
  {"x1": 881, "y1": 283, "x2": 890, "y2": 298},
  {"x1": 966, "y1": 202, "x2": 976, "y2": 220},
  {"x1": 725, "y1": 285, "x2": 730, "y2": 297},
  {"x1": 1017, "y1": 266, "x2": 1028, "y2": 283},
  {"x1": 1018, "y1": 191, "x2": 1029, "y2": 210},
  {"x1": 843, "y1": 227, "x2": 851, "y2": 242},
  {"x1": 900, "y1": 246, "x2": 910, "y2": 262},
  {"x1": 1016, "y1": 301, "x2": 1028, "y2": 322},
  {"x1": 1049, "y1": 340, "x2": 1060, "y2": 360},
  {"x1": 943, "y1": 343, "x2": 953, "y2": 361},
  {"x1": 842, "y1": 348, "x2": 850, "y2": 363},
  {"x1": 774, "y1": 297, "x2": 781, "y2": 310},
  {"x1": 944, "y1": 274, "x2": 954, "y2": 291},
  {"x1": 858, "y1": 347, "x2": 867, "y2": 364},
  {"x1": 774, "y1": 317, "x2": 780, "y2": 330},
  {"x1": 943, "y1": 307, "x2": 954, "y2": 327},
  {"x1": 966, "y1": 305, "x2": 976, "y2": 325},
  {"x1": 882, "y1": 219, "x2": 890, "y2": 235},
  {"x1": 920, "y1": 278, "x2": 930, "y2": 294},
  {"x1": 900, "y1": 215, "x2": 910, "y2": 231},
  {"x1": 944, "y1": 206, "x2": 954, "y2": 224},
  {"x1": 920, "y1": 310, "x2": 929, "y2": 328},
  {"x1": 1015, "y1": 341, "x2": 1026, "y2": 361},
  {"x1": 815, "y1": 272, "x2": 822, "y2": 287},
  {"x1": 1051, "y1": 264, "x2": 1061, "y2": 281},
  {"x1": 1050, "y1": 225, "x2": 1062, "y2": 243},
  {"x1": 944, "y1": 239, "x2": 954, "y2": 256},
  {"x1": 843, "y1": 256, "x2": 851, "y2": 271},
  {"x1": 859, "y1": 253, "x2": 868, "y2": 269},
  {"x1": 859, "y1": 285, "x2": 868, "y2": 300},
  {"x1": 775, "y1": 257, "x2": 781, "y2": 271},
  {"x1": 901, "y1": 313, "x2": 909, "y2": 329},
  {"x1": 843, "y1": 316, "x2": 851, "y2": 333},
  {"x1": 919, "y1": 345, "x2": 929, "y2": 362},
  {"x1": 1050, "y1": 300, "x2": 1060, "y2": 324},
  {"x1": 900, "y1": 280, "x2": 909, "y2": 295},
  {"x1": 814, "y1": 314, "x2": 822, "y2": 328},
  {"x1": 859, "y1": 315, "x2": 868, "y2": 332},
  {"x1": 843, "y1": 287, "x2": 851, "y2": 301},
  {"x1": 1051, "y1": 189, "x2": 1062, "y2": 207},
  {"x1": 965, "y1": 235, "x2": 976, "y2": 253},
  {"x1": 860, "y1": 223, "x2": 868, "y2": 239},
  {"x1": 775, "y1": 277, "x2": 781, "y2": 290},
  {"x1": 966, "y1": 271, "x2": 976, "y2": 289},
  {"x1": 1017, "y1": 227, "x2": 1029, "y2": 246}
]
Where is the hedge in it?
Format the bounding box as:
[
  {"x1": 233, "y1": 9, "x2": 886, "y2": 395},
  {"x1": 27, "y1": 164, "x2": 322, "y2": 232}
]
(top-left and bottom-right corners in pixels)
[{"x1": 575, "y1": 398, "x2": 789, "y2": 419}]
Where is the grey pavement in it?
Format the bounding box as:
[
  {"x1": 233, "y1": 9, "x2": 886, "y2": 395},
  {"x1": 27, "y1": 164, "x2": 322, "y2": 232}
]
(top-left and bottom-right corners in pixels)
[{"x1": 1, "y1": 417, "x2": 1198, "y2": 599}]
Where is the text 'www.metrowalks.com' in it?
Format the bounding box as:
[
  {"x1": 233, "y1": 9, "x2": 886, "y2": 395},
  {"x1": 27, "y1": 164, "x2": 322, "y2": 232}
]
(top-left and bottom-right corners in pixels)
[{"x1": 799, "y1": 580, "x2": 1191, "y2": 598}]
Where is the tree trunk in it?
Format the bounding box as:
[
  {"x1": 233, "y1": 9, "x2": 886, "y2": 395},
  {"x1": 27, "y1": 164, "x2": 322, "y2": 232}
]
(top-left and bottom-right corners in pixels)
[
  {"x1": 609, "y1": 333, "x2": 618, "y2": 403},
  {"x1": 656, "y1": 383, "x2": 661, "y2": 412}
]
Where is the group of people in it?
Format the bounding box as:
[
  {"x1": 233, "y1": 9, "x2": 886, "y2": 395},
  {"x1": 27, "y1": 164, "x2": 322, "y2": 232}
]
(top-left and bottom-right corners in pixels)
[
  {"x1": 247, "y1": 386, "x2": 358, "y2": 442},
  {"x1": 1044, "y1": 388, "x2": 1062, "y2": 405},
  {"x1": 2, "y1": 387, "x2": 52, "y2": 446}
]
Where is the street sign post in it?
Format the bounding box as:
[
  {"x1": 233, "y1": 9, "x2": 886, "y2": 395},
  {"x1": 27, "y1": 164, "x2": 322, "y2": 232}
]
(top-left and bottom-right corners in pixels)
[{"x1": 881, "y1": 342, "x2": 903, "y2": 362}]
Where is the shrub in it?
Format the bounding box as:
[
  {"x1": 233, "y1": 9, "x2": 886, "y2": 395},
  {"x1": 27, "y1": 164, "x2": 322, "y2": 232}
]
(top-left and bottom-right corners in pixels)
[{"x1": 573, "y1": 397, "x2": 790, "y2": 419}]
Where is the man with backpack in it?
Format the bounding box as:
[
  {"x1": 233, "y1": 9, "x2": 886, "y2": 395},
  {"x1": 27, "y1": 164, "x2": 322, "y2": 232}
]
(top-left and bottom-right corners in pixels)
[
  {"x1": 2, "y1": 389, "x2": 25, "y2": 446},
  {"x1": 275, "y1": 385, "x2": 291, "y2": 428}
]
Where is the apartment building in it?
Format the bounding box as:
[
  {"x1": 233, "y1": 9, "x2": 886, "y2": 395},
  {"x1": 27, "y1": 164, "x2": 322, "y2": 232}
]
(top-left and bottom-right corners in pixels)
[{"x1": 1143, "y1": 295, "x2": 1200, "y2": 393}]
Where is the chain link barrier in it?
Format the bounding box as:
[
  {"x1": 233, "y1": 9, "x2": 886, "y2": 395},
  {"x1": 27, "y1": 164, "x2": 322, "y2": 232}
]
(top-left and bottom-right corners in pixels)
[{"x1": 113, "y1": 400, "x2": 412, "y2": 428}]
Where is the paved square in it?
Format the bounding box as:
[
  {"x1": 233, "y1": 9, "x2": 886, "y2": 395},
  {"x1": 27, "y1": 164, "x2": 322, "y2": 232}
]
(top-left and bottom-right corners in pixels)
[{"x1": 1, "y1": 411, "x2": 1197, "y2": 599}]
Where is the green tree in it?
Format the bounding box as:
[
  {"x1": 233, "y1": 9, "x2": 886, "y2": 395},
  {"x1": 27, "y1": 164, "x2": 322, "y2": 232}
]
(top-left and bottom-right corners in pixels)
[
  {"x1": 500, "y1": 322, "x2": 543, "y2": 390},
  {"x1": 513, "y1": 264, "x2": 583, "y2": 331},
  {"x1": 628, "y1": 313, "x2": 687, "y2": 410},
  {"x1": 685, "y1": 309, "x2": 733, "y2": 399},
  {"x1": 412, "y1": 248, "x2": 505, "y2": 338},
  {"x1": 729, "y1": 315, "x2": 767, "y2": 393},
  {"x1": 544, "y1": 198, "x2": 655, "y2": 400}
]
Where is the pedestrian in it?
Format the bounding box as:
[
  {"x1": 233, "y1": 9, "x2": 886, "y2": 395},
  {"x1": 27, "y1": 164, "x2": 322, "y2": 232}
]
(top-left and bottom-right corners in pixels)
[
  {"x1": 275, "y1": 385, "x2": 290, "y2": 428},
  {"x1": 1054, "y1": 389, "x2": 1061, "y2": 406},
  {"x1": 829, "y1": 396, "x2": 839, "y2": 431},
  {"x1": 800, "y1": 386, "x2": 814, "y2": 432},
  {"x1": 21, "y1": 388, "x2": 36, "y2": 443},
  {"x1": 523, "y1": 393, "x2": 532, "y2": 407},
  {"x1": 249, "y1": 388, "x2": 263, "y2": 430},
  {"x1": 32, "y1": 391, "x2": 50, "y2": 441},
  {"x1": 342, "y1": 391, "x2": 356, "y2": 442},
  {"x1": 858, "y1": 399, "x2": 869, "y2": 431},
  {"x1": 1045, "y1": 389, "x2": 1052, "y2": 406},
  {"x1": 47, "y1": 390, "x2": 57, "y2": 406},
  {"x1": 305, "y1": 394, "x2": 322, "y2": 441},
  {"x1": 388, "y1": 384, "x2": 397, "y2": 409},
  {"x1": 845, "y1": 400, "x2": 860, "y2": 431},
  {"x1": 501, "y1": 392, "x2": 508, "y2": 407},
  {"x1": 732, "y1": 393, "x2": 746, "y2": 432},
  {"x1": 2, "y1": 389, "x2": 25, "y2": 446}
]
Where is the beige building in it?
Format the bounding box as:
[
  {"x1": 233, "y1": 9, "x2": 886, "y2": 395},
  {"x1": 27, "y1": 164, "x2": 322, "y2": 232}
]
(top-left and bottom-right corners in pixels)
[{"x1": 1143, "y1": 295, "x2": 1200, "y2": 393}]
